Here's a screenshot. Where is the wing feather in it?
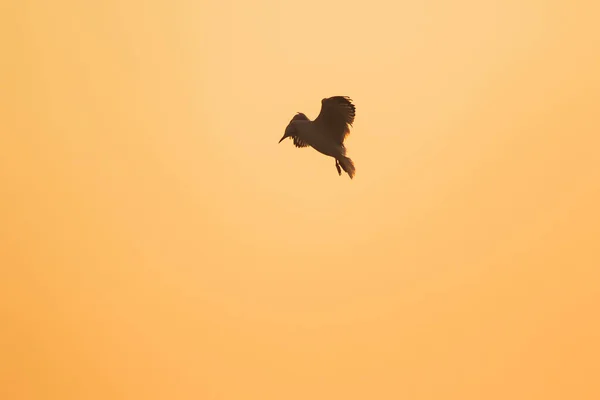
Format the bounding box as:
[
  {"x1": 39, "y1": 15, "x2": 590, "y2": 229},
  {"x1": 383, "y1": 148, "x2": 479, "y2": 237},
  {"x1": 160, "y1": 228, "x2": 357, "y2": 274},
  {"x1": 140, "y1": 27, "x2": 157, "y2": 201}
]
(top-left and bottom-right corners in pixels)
[
  {"x1": 287, "y1": 112, "x2": 310, "y2": 148},
  {"x1": 293, "y1": 136, "x2": 308, "y2": 148},
  {"x1": 313, "y1": 96, "x2": 356, "y2": 144}
]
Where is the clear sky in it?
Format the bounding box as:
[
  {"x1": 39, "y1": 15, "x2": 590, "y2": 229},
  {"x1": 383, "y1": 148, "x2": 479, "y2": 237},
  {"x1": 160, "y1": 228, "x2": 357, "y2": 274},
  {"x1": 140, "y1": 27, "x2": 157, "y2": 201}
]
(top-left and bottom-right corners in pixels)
[{"x1": 2, "y1": 0, "x2": 600, "y2": 399}]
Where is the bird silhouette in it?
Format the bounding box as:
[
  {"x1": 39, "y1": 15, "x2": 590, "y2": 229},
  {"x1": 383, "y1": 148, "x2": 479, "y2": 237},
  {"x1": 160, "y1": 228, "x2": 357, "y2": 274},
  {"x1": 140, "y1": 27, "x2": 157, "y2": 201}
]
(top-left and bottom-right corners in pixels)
[{"x1": 279, "y1": 96, "x2": 356, "y2": 179}]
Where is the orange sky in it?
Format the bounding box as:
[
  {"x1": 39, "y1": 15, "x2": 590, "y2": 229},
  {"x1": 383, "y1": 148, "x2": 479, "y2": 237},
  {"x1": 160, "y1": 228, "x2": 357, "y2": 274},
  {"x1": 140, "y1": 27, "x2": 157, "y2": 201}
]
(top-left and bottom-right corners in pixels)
[{"x1": 2, "y1": 1, "x2": 600, "y2": 399}]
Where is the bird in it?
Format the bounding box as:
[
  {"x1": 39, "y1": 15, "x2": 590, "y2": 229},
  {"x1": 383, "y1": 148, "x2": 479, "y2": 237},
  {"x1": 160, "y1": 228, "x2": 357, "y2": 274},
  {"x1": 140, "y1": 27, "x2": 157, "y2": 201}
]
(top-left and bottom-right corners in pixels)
[{"x1": 278, "y1": 96, "x2": 356, "y2": 179}]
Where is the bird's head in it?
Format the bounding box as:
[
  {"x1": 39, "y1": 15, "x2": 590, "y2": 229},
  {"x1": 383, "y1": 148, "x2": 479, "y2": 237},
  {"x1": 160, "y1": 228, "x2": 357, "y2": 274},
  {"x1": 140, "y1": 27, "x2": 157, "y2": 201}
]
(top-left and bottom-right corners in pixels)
[
  {"x1": 278, "y1": 132, "x2": 289, "y2": 143},
  {"x1": 278, "y1": 124, "x2": 293, "y2": 143},
  {"x1": 279, "y1": 113, "x2": 308, "y2": 143}
]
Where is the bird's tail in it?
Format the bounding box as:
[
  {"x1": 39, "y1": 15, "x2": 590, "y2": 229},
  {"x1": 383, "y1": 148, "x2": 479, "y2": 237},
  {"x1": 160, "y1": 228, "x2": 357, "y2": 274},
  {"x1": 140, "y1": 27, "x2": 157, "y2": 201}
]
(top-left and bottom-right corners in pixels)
[{"x1": 338, "y1": 156, "x2": 355, "y2": 179}]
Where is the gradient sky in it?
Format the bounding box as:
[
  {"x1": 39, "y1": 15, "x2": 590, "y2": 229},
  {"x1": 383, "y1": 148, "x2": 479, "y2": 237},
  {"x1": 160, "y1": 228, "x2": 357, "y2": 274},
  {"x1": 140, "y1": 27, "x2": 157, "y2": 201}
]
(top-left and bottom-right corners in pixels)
[{"x1": 2, "y1": 1, "x2": 600, "y2": 399}]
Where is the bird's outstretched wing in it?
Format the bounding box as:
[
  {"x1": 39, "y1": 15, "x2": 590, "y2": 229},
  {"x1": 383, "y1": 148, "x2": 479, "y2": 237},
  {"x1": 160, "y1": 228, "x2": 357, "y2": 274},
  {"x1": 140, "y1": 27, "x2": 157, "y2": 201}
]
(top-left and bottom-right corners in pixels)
[
  {"x1": 287, "y1": 113, "x2": 310, "y2": 148},
  {"x1": 313, "y1": 96, "x2": 356, "y2": 144},
  {"x1": 280, "y1": 113, "x2": 309, "y2": 147},
  {"x1": 292, "y1": 137, "x2": 309, "y2": 148}
]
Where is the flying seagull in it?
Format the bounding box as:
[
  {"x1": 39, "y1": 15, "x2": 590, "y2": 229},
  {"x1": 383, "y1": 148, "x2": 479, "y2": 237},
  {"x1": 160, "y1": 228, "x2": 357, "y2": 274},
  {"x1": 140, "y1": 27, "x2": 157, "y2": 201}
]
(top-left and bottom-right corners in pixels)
[{"x1": 278, "y1": 96, "x2": 356, "y2": 179}]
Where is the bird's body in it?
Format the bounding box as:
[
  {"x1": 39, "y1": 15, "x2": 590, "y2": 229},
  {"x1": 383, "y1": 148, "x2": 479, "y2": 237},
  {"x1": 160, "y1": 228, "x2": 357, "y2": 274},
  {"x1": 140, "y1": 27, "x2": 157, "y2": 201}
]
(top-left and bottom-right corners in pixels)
[
  {"x1": 279, "y1": 96, "x2": 357, "y2": 179},
  {"x1": 289, "y1": 120, "x2": 345, "y2": 158}
]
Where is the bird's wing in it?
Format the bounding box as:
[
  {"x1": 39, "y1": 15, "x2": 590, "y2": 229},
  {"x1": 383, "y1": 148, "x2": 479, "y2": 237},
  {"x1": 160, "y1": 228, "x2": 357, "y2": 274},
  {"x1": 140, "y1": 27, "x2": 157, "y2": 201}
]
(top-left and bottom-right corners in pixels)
[
  {"x1": 288, "y1": 113, "x2": 310, "y2": 148},
  {"x1": 292, "y1": 136, "x2": 309, "y2": 148},
  {"x1": 313, "y1": 96, "x2": 356, "y2": 144}
]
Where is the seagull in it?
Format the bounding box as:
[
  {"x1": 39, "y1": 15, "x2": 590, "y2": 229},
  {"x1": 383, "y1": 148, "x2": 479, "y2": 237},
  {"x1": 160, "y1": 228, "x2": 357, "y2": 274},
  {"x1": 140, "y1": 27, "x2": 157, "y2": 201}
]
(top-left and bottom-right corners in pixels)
[{"x1": 278, "y1": 96, "x2": 356, "y2": 179}]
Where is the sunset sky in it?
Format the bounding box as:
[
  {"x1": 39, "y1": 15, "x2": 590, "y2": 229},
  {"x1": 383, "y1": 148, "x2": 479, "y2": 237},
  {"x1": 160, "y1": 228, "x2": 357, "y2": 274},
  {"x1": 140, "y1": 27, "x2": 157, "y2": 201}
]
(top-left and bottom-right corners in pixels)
[{"x1": 2, "y1": 0, "x2": 600, "y2": 399}]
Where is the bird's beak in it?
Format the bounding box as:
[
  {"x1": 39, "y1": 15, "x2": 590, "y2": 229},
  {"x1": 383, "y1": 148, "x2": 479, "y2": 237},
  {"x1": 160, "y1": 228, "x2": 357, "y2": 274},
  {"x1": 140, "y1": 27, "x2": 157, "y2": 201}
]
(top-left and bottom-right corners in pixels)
[{"x1": 278, "y1": 134, "x2": 287, "y2": 143}]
